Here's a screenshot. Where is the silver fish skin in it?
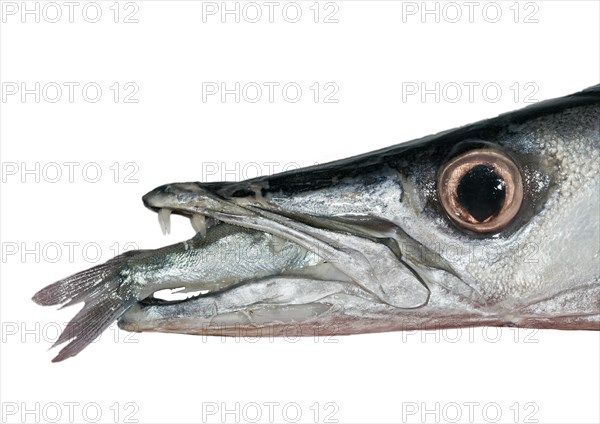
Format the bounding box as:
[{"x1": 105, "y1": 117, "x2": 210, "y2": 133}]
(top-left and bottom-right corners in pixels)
[{"x1": 33, "y1": 85, "x2": 600, "y2": 362}]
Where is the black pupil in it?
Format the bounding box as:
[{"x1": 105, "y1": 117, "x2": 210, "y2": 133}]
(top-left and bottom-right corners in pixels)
[{"x1": 456, "y1": 165, "x2": 506, "y2": 222}]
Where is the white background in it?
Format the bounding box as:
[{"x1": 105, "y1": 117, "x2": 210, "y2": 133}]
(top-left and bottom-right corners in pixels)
[{"x1": 1, "y1": 1, "x2": 599, "y2": 423}]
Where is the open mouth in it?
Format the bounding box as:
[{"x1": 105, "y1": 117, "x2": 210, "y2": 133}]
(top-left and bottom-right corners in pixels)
[
  {"x1": 137, "y1": 182, "x2": 445, "y2": 313},
  {"x1": 136, "y1": 213, "x2": 368, "y2": 309}
]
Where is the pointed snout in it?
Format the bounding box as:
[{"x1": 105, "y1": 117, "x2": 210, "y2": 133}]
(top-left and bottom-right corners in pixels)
[
  {"x1": 142, "y1": 183, "x2": 173, "y2": 211},
  {"x1": 142, "y1": 182, "x2": 211, "y2": 211},
  {"x1": 141, "y1": 181, "x2": 257, "y2": 218}
]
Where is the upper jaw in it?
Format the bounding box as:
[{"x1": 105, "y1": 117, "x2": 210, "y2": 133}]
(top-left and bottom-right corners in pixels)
[{"x1": 142, "y1": 182, "x2": 254, "y2": 233}]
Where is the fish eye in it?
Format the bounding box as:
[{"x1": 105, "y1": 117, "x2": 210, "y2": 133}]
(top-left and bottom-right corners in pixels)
[{"x1": 437, "y1": 149, "x2": 523, "y2": 233}]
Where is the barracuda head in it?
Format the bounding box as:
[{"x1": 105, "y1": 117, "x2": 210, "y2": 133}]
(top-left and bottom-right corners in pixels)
[
  {"x1": 33, "y1": 86, "x2": 600, "y2": 361},
  {"x1": 125, "y1": 87, "x2": 600, "y2": 336}
]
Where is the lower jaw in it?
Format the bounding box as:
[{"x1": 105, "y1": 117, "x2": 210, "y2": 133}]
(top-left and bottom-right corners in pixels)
[{"x1": 117, "y1": 302, "x2": 509, "y2": 336}]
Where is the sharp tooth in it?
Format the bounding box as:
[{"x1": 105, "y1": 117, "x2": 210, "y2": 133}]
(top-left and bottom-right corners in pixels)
[
  {"x1": 191, "y1": 214, "x2": 207, "y2": 237},
  {"x1": 158, "y1": 208, "x2": 171, "y2": 235}
]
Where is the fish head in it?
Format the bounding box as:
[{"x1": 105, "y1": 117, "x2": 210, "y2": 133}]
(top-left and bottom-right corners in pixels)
[
  {"x1": 33, "y1": 87, "x2": 599, "y2": 362},
  {"x1": 129, "y1": 90, "x2": 599, "y2": 335}
]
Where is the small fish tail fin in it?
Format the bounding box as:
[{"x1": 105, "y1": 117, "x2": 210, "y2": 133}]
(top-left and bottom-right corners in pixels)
[{"x1": 32, "y1": 252, "x2": 138, "y2": 362}]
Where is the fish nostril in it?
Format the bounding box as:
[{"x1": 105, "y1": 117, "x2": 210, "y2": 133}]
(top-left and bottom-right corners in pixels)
[{"x1": 230, "y1": 188, "x2": 255, "y2": 198}]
